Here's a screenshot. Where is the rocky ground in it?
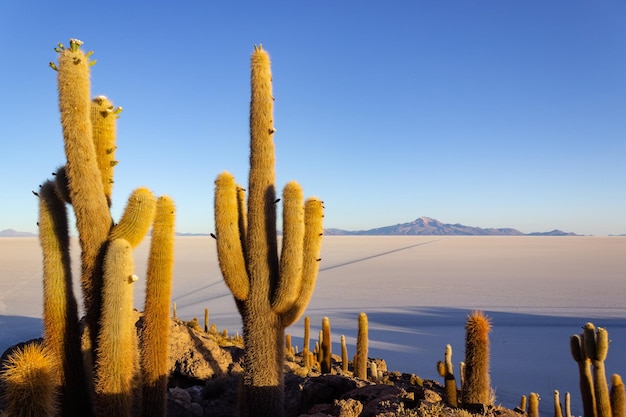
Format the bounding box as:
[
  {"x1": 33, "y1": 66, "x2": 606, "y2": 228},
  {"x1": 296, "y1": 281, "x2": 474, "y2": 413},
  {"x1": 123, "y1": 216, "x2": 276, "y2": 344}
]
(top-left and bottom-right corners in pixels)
[{"x1": 1, "y1": 316, "x2": 523, "y2": 417}]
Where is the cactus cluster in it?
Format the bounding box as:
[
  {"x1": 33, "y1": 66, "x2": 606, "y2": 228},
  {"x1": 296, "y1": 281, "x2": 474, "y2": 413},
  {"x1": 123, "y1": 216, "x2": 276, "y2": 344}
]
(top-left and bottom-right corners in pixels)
[
  {"x1": 570, "y1": 322, "x2": 625, "y2": 417},
  {"x1": 1, "y1": 39, "x2": 176, "y2": 417}
]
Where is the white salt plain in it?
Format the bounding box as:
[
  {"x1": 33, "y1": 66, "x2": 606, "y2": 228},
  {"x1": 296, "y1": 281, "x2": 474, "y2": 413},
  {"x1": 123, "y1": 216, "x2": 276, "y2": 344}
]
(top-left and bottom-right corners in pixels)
[{"x1": 1, "y1": 235, "x2": 625, "y2": 415}]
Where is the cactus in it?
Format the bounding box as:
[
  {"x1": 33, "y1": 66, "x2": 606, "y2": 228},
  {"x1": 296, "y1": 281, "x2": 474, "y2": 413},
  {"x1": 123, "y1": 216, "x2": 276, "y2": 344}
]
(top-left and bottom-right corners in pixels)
[
  {"x1": 437, "y1": 344, "x2": 458, "y2": 407},
  {"x1": 611, "y1": 374, "x2": 625, "y2": 417},
  {"x1": 341, "y1": 335, "x2": 349, "y2": 373},
  {"x1": 140, "y1": 196, "x2": 176, "y2": 417},
  {"x1": 354, "y1": 312, "x2": 369, "y2": 380},
  {"x1": 0, "y1": 343, "x2": 58, "y2": 417},
  {"x1": 571, "y1": 332, "x2": 597, "y2": 417},
  {"x1": 529, "y1": 392, "x2": 540, "y2": 417},
  {"x1": 94, "y1": 238, "x2": 138, "y2": 416},
  {"x1": 565, "y1": 392, "x2": 573, "y2": 417},
  {"x1": 321, "y1": 317, "x2": 332, "y2": 374},
  {"x1": 204, "y1": 308, "x2": 209, "y2": 332},
  {"x1": 38, "y1": 180, "x2": 92, "y2": 415},
  {"x1": 213, "y1": 45, "x2": 323, "y2": 417},
  {"x1": 584, "y1": 323, "x2": 612, "y2": 417},
  {"x1": 90, "y1": 95, "x2": 120, "y2": 206},
  {"x1": 304, "y1": 316, "x2": 311, "y2": 353},
  {"x1": 462, "y1": 310, "x2": 492, "y2": 406},
  {"x1": 555, "y1": 390, "x2": 563, "y2": 417}
]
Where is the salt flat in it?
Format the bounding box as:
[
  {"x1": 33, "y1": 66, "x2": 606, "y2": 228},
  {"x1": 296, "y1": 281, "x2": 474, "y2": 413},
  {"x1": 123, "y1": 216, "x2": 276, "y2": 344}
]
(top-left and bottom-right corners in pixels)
[{"x1": 1, "y1": 235, "x2": 624, "y2": 415}]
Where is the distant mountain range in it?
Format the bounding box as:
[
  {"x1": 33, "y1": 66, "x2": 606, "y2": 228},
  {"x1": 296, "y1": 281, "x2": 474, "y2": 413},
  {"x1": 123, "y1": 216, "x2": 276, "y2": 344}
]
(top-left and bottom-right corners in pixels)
[
  {"x1": 0, "y1": 217, "x2": 579, "y2": 238},
  {"x1": 0, "y1": 229, "x2": 37, "y2": 237},
  {"x1": 324, "y1": 216, "x2": 578, "y2": 236}
]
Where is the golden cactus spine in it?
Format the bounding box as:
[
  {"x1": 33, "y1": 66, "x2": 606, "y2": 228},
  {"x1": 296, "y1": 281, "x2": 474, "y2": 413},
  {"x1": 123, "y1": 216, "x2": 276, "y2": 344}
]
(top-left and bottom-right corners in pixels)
[
  {"x1": 0, "y1": 343, "x2": 58, "y2": 417},
  {"x1": 213, "y1": 45, "x2": 323, "y2": 417},
  {"x1": 38, "y1": 180, "x2": 92, "y2": 415},
  {"x1": 462, "y1": 310, "x2": 492, "y2": 406},
  {"x1": 94, "y1": 238, "x2": 137, "y2": 416},
  {"x1": 140, "y1": 196, "x2": 176, "y2": 417},
  {"x1": 571, "y1": 333, "x2": 597, "y2": 417},
  {"x1": 355, "y1": 312, "x2": 369, "y2": 380}
]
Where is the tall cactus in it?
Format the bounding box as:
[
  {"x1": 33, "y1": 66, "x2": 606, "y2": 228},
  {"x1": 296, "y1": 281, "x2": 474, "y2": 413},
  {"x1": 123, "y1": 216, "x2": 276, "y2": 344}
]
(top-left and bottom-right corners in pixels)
[
  {"x1": 38, "y1": 180, "x2": 92, "y2": 416},
  {"x1": 462, "y1": 310, "x2": 492, "y2": 406},
  {"x1": 140, "y1": 196, "x2": 176, "y2": 417},
  {"x1": 214, "y1": 44, "x2": 324, "y2": 417}
]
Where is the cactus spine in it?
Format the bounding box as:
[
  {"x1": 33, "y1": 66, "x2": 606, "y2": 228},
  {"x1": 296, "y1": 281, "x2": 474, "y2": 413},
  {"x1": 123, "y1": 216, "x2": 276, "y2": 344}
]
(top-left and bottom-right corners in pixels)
[
  {"x1": 140, "y1": 196, "x2": 176, "y2": 417},
  {"x1": 462, "y1": 310, "x2": 492, "y2": 406},
  {"x1": 354, "y1": 312, "x2": 369, "y2": 380},
  {"x1": 213, "y1": 45, "x2": 323, "y2": 417},
  {"x1": 437, "y1": 344, "x2": 458, "y2": 407}
]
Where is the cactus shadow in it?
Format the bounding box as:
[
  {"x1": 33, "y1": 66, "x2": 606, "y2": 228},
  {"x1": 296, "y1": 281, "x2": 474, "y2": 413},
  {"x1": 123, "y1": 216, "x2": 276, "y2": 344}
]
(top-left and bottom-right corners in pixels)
[{"x1": 0, "y1": 315, "x2": 43, "y2": 357}]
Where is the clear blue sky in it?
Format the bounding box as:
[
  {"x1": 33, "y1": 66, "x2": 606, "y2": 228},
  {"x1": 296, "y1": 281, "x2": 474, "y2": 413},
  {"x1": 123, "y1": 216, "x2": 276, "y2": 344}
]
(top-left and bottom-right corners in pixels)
[{"x1": 2, "y1": 1, "x2": 625, "y2": 236}]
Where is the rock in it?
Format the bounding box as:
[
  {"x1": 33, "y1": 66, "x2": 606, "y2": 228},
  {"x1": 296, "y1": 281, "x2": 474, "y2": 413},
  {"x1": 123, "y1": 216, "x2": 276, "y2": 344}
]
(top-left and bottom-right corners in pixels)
[{"x1": 332, "y1": 398, "x2": 363, "y2": 417}]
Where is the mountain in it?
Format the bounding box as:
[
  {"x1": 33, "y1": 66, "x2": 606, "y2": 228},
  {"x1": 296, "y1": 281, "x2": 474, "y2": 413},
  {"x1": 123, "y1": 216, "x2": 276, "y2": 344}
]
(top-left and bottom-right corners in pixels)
[
  {"x1": 0, "y1": 229, "x2": 37, "y2": 237},
  {"x1": 324, "y1": 217, "x2": 578, "y2": 236}
]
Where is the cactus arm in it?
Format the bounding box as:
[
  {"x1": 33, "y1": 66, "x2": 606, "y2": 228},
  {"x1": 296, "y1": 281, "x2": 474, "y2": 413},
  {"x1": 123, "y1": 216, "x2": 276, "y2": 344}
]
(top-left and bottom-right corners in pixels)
[
  {"x1": 247, "y1": 44, "x2": 279, "y2": 293},
  {"x1": 109, "y1": 187, "x2": 157, "y2": 248},
  {"x1": 38, "y1": 180, "x2": 94, "y2": 415},
  {"x1": 594, "y1": 328, "x2": 612, "y2": 417},
  {"x1": 94, "y1": 238, "x2": 137, "y2": 416},
  {"x1": 91, "y1": 95, "x2": 120, "y2": 206},
  {"x1": 56, "y1": 40, "x2": 113, "y2": 350},
  {"x1": 272, "y1": 181, "x2": 304, "y2": 312},
  {"x1": 571, "y1": 333, "x2": 597, "y2": 417},
  {"x1": 279, "y1": 197, "x2": 324, "y2": 327},
  {"x1": 141, "y1": 196, "x2": 176, "y2": 417},
  {"x1": 214, "y1": 171, "x2": 250, "y2": 301}
]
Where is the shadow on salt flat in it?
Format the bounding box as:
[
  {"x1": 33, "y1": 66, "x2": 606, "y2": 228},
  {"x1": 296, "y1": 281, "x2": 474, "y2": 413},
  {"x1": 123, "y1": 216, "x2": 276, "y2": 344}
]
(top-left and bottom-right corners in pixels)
[{"x1": 0, "y1": 315, "x2": 42, "y2": 356}]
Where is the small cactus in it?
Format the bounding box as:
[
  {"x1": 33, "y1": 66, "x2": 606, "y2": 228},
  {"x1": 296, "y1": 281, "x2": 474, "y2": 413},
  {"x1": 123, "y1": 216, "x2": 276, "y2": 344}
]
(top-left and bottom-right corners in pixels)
[
  {"x1": 355, "y1": 312, "x2": 369, "y2": 380},
  {"x1": 321, "y1": 317, "x2": 332, "y2": 374},
  {"x1": 462, "y1": 311, "x2": 492, "y2": 406}
]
